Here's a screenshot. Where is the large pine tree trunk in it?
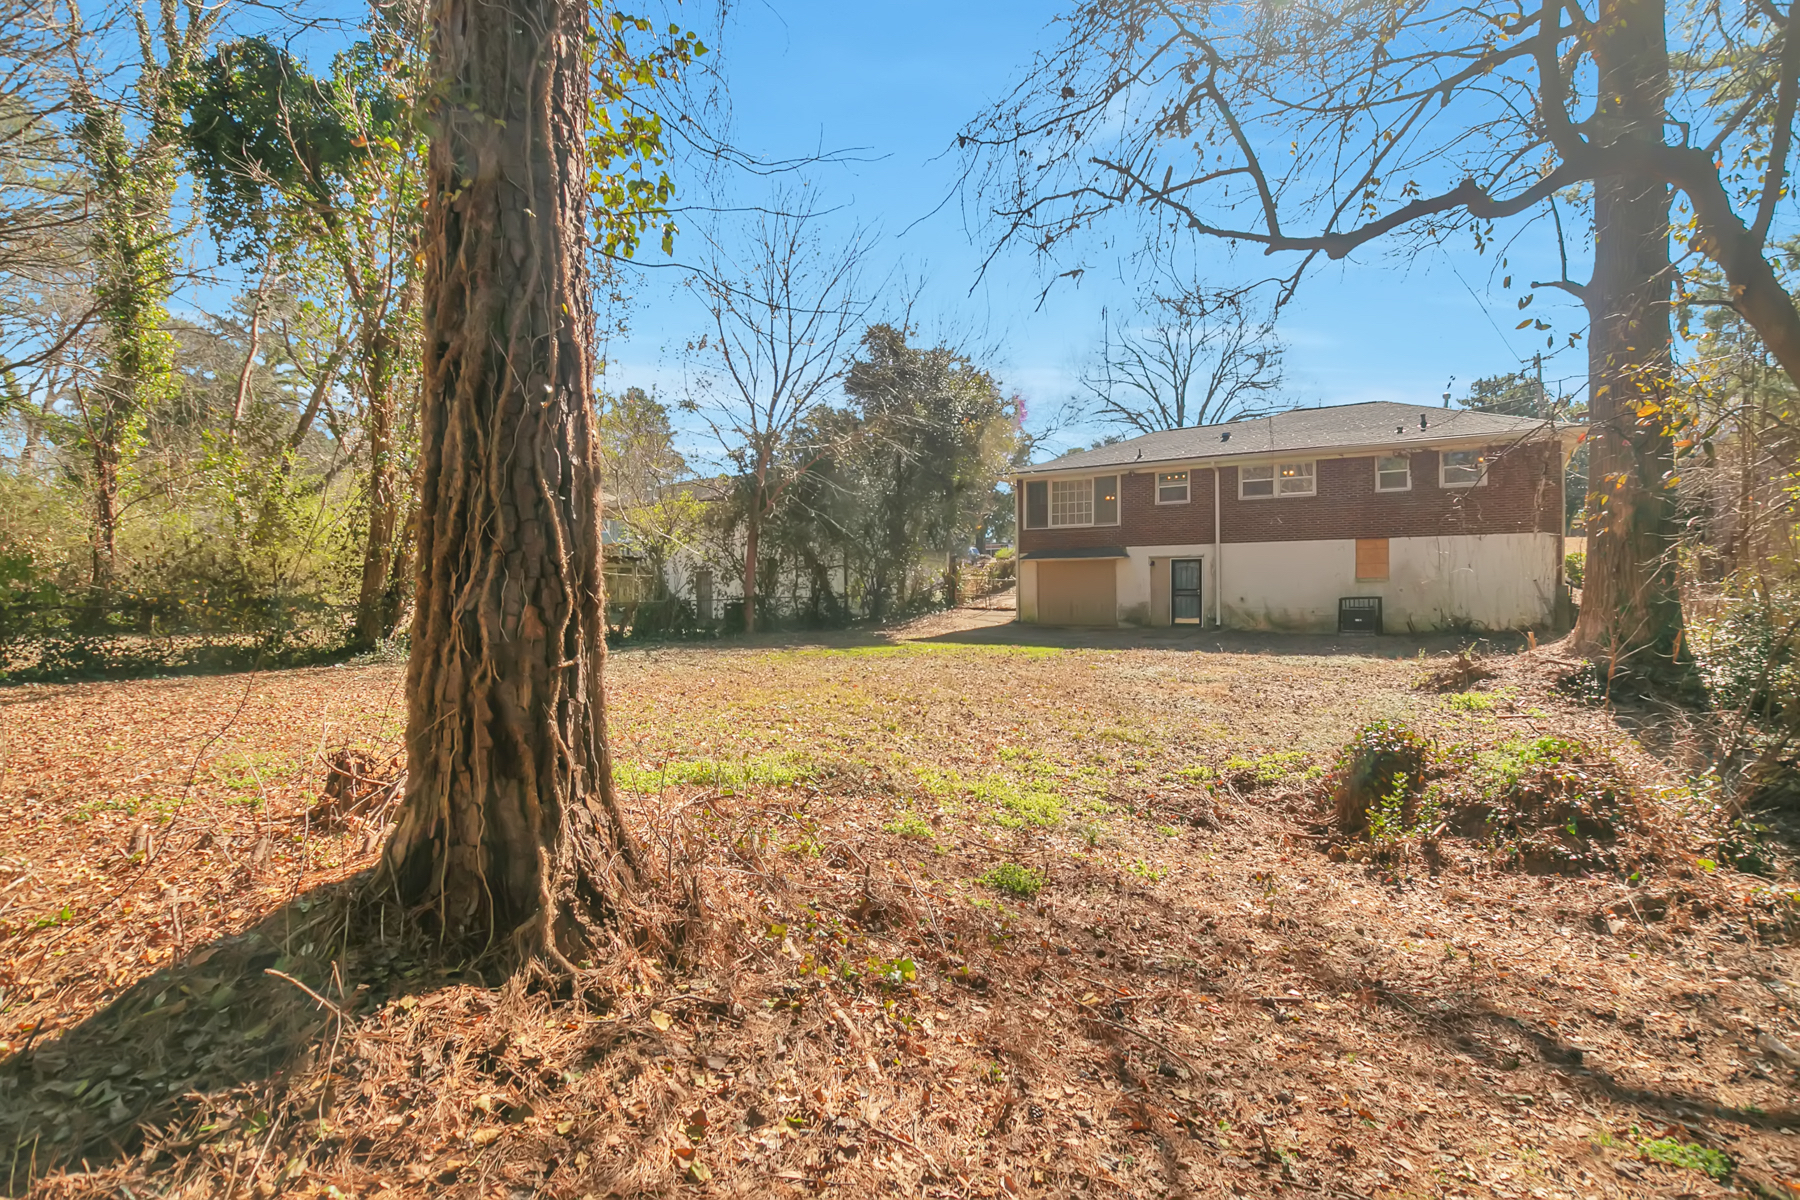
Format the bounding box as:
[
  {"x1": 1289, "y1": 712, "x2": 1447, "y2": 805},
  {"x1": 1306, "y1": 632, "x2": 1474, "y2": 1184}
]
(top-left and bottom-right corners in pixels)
[
  {"x1": 381, "y1": 0, "x2": 639, "y2": 955},
  {"x1": 1570, "y1": 0, "x2": 1684, "y2": 671}
]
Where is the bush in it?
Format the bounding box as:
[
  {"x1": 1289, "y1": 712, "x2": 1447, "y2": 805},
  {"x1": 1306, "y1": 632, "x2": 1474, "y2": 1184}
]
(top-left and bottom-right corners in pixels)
[
  {"x1": 1563, "y1": 550, "x2": 1585, "y2": 590},
  {"x1": 1456, "y1": 735, "x2": 1635, "y2": 874},
  {"x1": 1690, "y1": 587, "x2": 1800, "y2": 723},
  {"x1": 1330, "y1": 720, "x2": 1431, "y2": 836}
]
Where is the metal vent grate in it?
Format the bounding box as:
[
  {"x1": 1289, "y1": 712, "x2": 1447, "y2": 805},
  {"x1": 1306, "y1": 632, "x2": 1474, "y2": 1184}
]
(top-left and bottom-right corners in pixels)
[{"x1": 1338, "y1": 596, "x2": 1382, "y2": 635}]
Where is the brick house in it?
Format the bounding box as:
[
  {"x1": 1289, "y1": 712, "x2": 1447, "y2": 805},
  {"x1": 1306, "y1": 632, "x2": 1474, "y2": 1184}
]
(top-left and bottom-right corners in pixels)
[{"x1": 1011, "y1": 401, "x2": 1581, "y2": 633}]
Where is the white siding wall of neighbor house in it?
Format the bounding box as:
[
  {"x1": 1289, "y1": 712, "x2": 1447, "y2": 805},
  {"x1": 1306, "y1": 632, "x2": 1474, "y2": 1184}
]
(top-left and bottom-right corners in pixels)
[{"x1": 1025, "y1": 533, "x2": 1559, "y2": 631}]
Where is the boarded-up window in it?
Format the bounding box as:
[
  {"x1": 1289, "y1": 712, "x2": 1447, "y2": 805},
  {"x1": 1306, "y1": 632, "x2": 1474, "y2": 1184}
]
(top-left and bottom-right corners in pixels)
[{"x1": 1355, "y1": 537, "x2": 1390, "y2": 582}]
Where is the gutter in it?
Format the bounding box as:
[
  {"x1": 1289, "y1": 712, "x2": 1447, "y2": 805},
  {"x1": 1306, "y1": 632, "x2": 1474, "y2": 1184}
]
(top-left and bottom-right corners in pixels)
[{"x1": 1213, "y1": 466, "x2": 1222, "y2": 629}]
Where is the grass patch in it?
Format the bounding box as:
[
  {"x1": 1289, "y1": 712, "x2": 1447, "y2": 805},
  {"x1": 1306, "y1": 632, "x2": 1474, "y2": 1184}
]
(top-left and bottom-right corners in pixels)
[
  {"x1": 979, "y1": 862, "x2": 1045, "y2": 898},
  {"x1": 883, "y1": 813, "x2": 933, "y2": 840},
  {"x1": 1446, "y1": 691, "x2": 1494, "y2": 712},
  {"x1": 914, "y1": 767, "x2": 1064, "y2": 827},
  {"x1": 974, "y1": 776, "x2": 1063, "y2": 828},
  {"x1": 1223, "y1": 750, "x2": 1320, "y2": 787},
  {"x1": 614, "y1": 751, "x2": 818, "y2": 794},
  {"x1": 784, "y1": 643, "x2": 1062, "y2": 660},
  {"x1": 1638, "y1": 1138, "x2": 1733, "y2": 1181}
]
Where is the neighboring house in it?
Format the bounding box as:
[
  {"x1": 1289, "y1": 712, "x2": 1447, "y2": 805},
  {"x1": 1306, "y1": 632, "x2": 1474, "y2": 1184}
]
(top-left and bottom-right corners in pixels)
[{"x1": 1011, "y1": 401, "x2": 1581, "y2": 633}]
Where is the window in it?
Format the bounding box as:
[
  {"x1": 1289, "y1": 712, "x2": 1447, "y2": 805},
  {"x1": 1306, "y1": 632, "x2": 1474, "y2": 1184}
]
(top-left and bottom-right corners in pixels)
[
  {"x1": 1355, "y1": 538, "x2": 1390, "y2": 582},
  {"x1": 1375, "y1": 454, "x2": 1411, "y2": 492},
  {"x1": 1278, "y1": 461, "x2": 1316, "y2": 495},
  {"x1": 1050, "y1": 479, "x2": 1092, "y2": 526},
  {"x1": 1023, "y1": 475, "x2": 1121, "y2": 528},
  {"x1": 1094, "y1": 475, "x2": 1119, "y2": 524},
  {"x1": 1241, "y1": 461, "x2": 1315, "y2": 499},
  {"x1": 1157, "y1": 471, "x2": 1190, "y2": 504},
  {"x1": 1440, "y1": 449, "x2": 1489, "y2": 488}
]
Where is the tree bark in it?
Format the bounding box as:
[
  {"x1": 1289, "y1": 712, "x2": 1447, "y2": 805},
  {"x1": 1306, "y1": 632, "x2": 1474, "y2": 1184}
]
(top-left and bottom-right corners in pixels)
[
  {"x1": 90, "y1": 431, "x2": 120, "y2": 588},
  {"x1": 351, "y1": 330, "x2": 402, "y2": 649},
  {"x1": 380, "y1": 0, "x2": 638, "y2": 955},
  {"x1": 742, "y1": 494, "x2": 760, "y2": 634},
  {"x1": 1570, "y1": 0, "x2": 1684, "y2": 670}
]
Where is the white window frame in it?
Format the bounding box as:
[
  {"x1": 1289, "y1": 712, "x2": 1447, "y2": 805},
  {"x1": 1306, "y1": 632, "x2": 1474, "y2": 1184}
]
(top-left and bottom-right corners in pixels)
[
  {"x1": 1240, "y1": 460, "x2": 1316, "y2": 499},
  {"x1": 1156, "y1": 470, "x2": 1190, "y2": 504},
  {"x1": 1031, "y1": 475, "x2": 1121, "y2": 529},
  {"x1": 1238, "y1": 464, "x2": 1276, "y2": 499},
  {"x1": 1375, "y1": 454, "x2": 1411, "y2": 492},
  {"x1": 1440, "y1": 448, "x2": 1489, "y2": 488}
]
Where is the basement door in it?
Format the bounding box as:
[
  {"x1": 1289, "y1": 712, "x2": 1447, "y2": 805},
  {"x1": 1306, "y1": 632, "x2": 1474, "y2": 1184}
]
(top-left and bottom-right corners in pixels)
[{"x1": 1171, "y1": 558, "x2": 1202, "y2": 624}]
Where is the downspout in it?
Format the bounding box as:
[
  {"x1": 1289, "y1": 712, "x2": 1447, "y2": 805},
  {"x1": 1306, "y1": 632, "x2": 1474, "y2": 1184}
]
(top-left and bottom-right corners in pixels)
[{"x1": 1213, "y1": 466, "x2": 1222, "y2": 629}]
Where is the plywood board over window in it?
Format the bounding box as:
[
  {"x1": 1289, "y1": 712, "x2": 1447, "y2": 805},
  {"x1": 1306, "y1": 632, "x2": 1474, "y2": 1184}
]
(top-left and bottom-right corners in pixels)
[{"x1": 1355, "y1": 537, "x2": 1390, "y2": 582}]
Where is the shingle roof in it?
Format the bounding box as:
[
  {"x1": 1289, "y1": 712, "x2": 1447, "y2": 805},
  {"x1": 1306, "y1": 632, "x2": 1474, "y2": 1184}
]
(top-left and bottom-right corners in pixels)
[{"x1": 1017, "y1": 401, "x2": 1569, "y2": 477}]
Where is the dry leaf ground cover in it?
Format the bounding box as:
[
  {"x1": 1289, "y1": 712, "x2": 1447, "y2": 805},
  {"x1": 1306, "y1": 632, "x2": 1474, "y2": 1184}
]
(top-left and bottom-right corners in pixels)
[{"x1": 0, "y1": 627, "x2": 1797, "y2": 1199}]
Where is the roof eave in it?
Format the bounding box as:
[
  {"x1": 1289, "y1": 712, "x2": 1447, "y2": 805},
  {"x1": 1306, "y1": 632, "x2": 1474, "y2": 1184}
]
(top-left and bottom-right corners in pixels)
[{"x1": 1010, "y1": 423, "x2": 1582, "y2": 483}]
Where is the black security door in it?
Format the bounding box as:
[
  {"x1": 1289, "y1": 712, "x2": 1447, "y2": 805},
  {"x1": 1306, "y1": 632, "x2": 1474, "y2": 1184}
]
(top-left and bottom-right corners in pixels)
[{"x1": 1172, "y1": 559, "x2": 1202, "y2": 624}]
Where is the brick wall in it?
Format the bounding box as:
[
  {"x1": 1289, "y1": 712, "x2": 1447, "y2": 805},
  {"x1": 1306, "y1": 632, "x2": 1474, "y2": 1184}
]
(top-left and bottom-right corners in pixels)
[{"x1": 1018, "y1": 442, "x2": 1563, "y2": 554}]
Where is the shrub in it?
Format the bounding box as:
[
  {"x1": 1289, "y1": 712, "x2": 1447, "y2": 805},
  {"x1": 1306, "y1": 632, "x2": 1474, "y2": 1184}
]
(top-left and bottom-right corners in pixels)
[
  {"x1": 1563, "y1": 550, "x2": 1585, "y2": 590},
  {"x1": 979, "y1": 862, "x2": 1045, "y2": 897},
  {"x1": 1330, "y1": 720, "x2": 1431, "y2": 836},
  {"x1": 1457, "y1": 736, "x2": 1635, "y2": 874},
  {"x1": 1690, "y1": 586, "x2": 1800, "y2": 723}
]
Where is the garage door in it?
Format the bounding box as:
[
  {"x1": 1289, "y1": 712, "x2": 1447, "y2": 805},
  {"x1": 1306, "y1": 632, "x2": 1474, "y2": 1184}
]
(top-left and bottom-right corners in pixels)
[{"x1": 1037, "y1": 560, "x2": 1117, "y2": 626}]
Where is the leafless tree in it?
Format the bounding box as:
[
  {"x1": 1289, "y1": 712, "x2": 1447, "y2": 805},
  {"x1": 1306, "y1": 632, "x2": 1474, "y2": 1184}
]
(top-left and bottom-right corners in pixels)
[
  {"x1": 0, "y1": 0, "x2": 91, "y2": 378},
  {"x1": 1081, "y1": 285, "x2": 1282, "y2": 433},
  {"x1": 682, "y1": 190, "x2": 874, "y2": 633},
  {"x1": 958, "y1": 0, "x2": 1800, "y2": 664}
]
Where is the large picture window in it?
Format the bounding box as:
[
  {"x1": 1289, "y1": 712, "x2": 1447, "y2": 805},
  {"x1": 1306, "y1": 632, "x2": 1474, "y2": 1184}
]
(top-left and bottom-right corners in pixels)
[
  {"x1": 1023, "y1": 475, "x2": 1121, "y2": 528},
  {"x1": 1440, "y1": 449, "x2": 1488, "y2": 488},
  {"x1": 1239, "y1": 460, "x2": 1315, "y2": 499}
]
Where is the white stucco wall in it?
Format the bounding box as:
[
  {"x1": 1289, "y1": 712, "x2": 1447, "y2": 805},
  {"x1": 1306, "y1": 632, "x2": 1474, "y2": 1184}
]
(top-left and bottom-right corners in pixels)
[
  {"x1": 1017, "y1": 559, "x2": 1038, "y2": 623},
  {"x1": 1213, "y1": 533, "x2": 1558, "y2": 632},
  {"x1": 1022, "y1": 533, "x2": 1559, "y2": 631},
  {"x1": 1120, "y1": 545, "x2": 1219, "y2": 626}
]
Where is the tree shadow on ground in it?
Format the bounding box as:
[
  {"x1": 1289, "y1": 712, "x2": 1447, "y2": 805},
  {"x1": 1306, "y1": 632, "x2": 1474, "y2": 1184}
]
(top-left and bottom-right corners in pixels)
[{"x1": 0, "y1": 878, "x2": 459, "y2": 1194}]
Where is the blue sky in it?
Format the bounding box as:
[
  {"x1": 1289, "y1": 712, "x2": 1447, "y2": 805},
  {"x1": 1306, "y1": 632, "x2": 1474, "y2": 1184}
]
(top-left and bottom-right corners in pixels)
[{"x1": 602, "y1": 0, "x2": 1592, "y2": 461}]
